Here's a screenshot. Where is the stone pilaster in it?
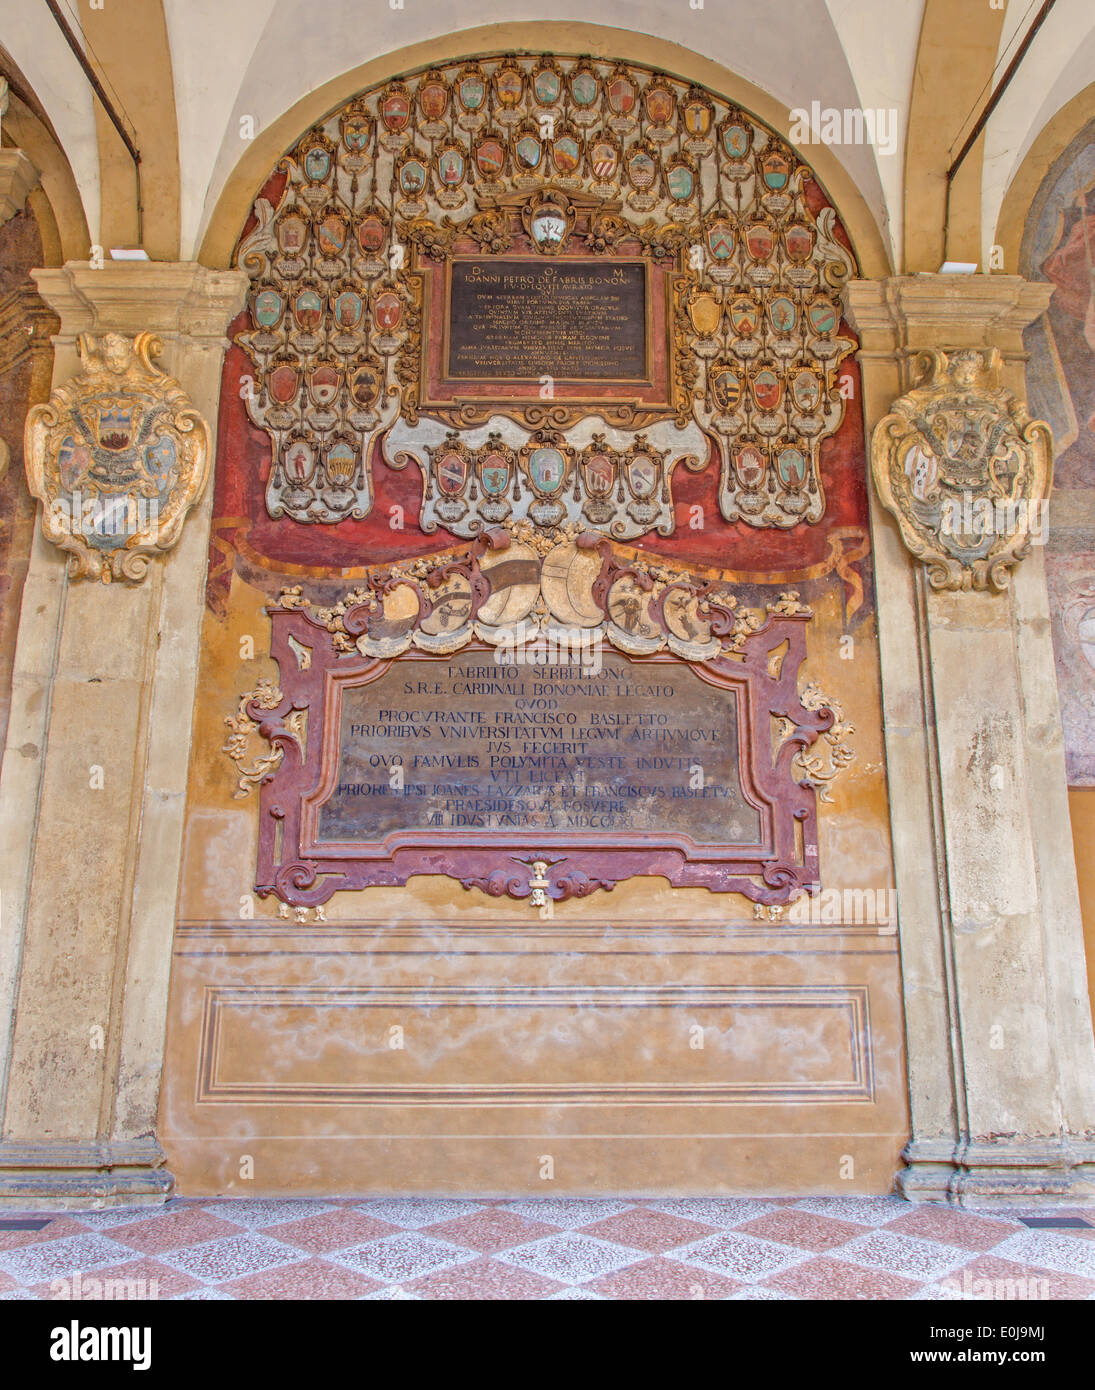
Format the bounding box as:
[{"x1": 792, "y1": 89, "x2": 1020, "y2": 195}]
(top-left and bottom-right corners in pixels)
[
  {"x1": 847, "y1": 274, "x2": 1095, "y2": 1206},
  {"x1": 0, "y1": 262, "x2": 247, "y2": 1206},
  {"x1": 0, "y1": 282, "x2": 59, "y2": 396}
]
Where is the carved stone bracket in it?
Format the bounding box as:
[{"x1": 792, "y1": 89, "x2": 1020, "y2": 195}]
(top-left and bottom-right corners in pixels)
[
  {"x1": 871, "y1": 347, "x2": 1053, "y2": 591},
  {"x1": 23, "y1": 331, "x2": 213, "y2": 583},
  {"x1": 223, "y1": 678, "x2": 308, "y2": 797}
]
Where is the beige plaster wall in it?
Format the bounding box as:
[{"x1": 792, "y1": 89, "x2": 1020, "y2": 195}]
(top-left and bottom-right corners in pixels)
[{"x1": 160, "y1": 534, "x2": 908, "y2": 1194}]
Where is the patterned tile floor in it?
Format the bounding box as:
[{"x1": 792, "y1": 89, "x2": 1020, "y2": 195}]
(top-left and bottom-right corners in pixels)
[{"x1": 1, "y1": 1196, "x2": 1093, "y2": 1300}]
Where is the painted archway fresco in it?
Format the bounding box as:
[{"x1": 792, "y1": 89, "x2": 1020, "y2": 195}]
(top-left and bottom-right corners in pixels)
[
  {"x1": 211, "y1": 53, "x2": 871, "y2": 607},
  {"x1": 160, "y1": 52, "x2": 905, "y2": 1197},
  {"x1": 1022, "y1": 118, "x2": 1095, "y2": 785}
]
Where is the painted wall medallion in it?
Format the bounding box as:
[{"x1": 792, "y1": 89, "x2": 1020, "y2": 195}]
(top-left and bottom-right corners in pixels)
[{"x1": 532, "y1": 62, "x2": 562, "y2": 107}]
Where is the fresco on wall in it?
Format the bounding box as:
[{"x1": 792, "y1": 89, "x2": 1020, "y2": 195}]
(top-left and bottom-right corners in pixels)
[
  {"x1": 210, "y1": 54, "x2": 876, "y2": 629},
  {"x1": 161, "y1": 53, "x2": 907, "y2": 1196},
  {"x1": 1022, "y1": 118, "x2": 1095, "y2": 785}
]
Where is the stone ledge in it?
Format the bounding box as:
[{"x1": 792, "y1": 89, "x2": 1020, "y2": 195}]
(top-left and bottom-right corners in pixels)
[
  {"x1": 0, "y1": 1140, "x2": 173, "y2": 1210},
  {"x1": 898, "y1": 1135, "x2": 1095, "y2": 1208}
]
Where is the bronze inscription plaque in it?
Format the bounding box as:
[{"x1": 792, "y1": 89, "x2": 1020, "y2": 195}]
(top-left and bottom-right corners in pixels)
[
  {"x1": 317, "y1": 650, "x2": 760, "y2": 843},
  {"x1": 446, "y1": 259, "x2": 648, "y2": 381}
]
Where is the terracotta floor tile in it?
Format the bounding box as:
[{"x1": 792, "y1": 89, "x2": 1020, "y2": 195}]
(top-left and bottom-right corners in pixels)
[
  {"x1": 789, "y1": 1196, "x2": 909, "y2": 1226},
  {"x1": 497, "y1": 1198, "x2": 635, "y2": 1229},
  {"x1": 0, "y1": 1233, "x2": 138, "y2": 1286},
  {"x1": 422, "y1": 1209, "x2": 562, "y2": 1253},
  {"x1": 591, "y1": 1256, "x2": 743, "y2": 1300},
  {"x1": 4, "y1": 1198, "x2": 1089, "y2": 1300},
  {"x1": 578, "y1": 1208, "x2": 719, "y2": 1254},
  {"x1": 63, "y1": 1206, "x2": 189, "y2": 1230},
  {"x1": 30, "y1": 1256, "x2": 201, "y2": 1301},
  {"x1": 674, "y1": 1230, "x2": 811, "y2": 1281},
  {"x1": 0, "y1": 1217, "x2": 89, "y2": 1250},
  {"x1": 940, "y1": 1254, "x2": 1095, "y2": 1301},
  {"x1": 645, "y1": 1198, "x2": 780, "y2": 1228},
  {"x1": 908, "y1": 1281, "x2": 973, "y2": 1300},
  {"x1": 220, "y1": 1258, "x2": 384, "y2": 1300},
  {"x1": 883, "y1": 1206, "x2": 1021, "y2": 1251},
  {"x1": 197, "y1": 1200, "x2": 335, "y2": 1229},
  {"x1": 990, "y1": 1230, "x2": 1095, "y2": 1278},
  {"x1": 262, "y1": 1210, "x2": 401, "y2": 1254},
  {"x1": 766, "y1": 1255, "x2": 922, "y2": 1300},
  {"x1": 408, "y1": 1255, "x2": 563, "y2": 1300},
  {"x1": 736, "y1": 1209, "x2": 868, "y2": 1252},
  {"x1": 353, "y1": 1198, "x2": 486, "y2": 1229},
  {"x1": 108, "y1": 1207, "x2": 246, "y2": 1254}
]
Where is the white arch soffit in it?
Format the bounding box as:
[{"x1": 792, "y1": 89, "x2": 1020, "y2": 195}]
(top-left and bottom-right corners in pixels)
[
  {"x1": 982, "y1": 0, "x2": 1095, "y2": 271},
  {"x1": 171, "y1": 0, "x2": 894, "y2": 267},
  {"x1": 0, "y1": 0, "x2": 101, "y2": 245},
  {"x1": 824, "y1": 0, "x2": 924, "y2": 276},
  {"x1": 164, "y1": 0, "x2": 278, "y2": 261}
]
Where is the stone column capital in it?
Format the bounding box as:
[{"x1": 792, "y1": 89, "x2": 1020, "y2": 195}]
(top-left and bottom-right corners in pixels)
[
  {"x1": 31, "y1": 261, "x2": 248, "y2": 349},
  {"x1": 846, "y1": 274, "x2": 1054, "y2": 388},
  {"x1": 0, "y1": 148, "x2": 40, "y2": 227}
]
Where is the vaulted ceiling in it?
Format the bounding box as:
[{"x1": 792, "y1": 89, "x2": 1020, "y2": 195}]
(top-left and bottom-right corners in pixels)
[{"x1": 2, "y1": 0, "x2": 1093, "y2": 274}]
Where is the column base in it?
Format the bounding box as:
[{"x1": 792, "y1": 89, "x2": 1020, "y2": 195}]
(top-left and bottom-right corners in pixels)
[
  {"x1": 0, "y1": 1140, "x2": 173, "y2": 1210},
  {"x1": 898, "y1": 1136, "x2": 1095, "y2": 1208}
]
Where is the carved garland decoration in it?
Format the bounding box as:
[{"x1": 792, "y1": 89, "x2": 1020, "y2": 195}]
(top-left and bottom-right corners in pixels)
[{"x1": 234, "y1": 53, "x2": 858, "y2": 538}]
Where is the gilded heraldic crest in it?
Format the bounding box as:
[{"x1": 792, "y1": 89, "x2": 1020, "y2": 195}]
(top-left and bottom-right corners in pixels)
[
  {"x1": 871, "y1": 348, "x2": 1053, "y2": 592},
  {"x1": 24, "y1": 331, "x2": 212, "y2": 583}
]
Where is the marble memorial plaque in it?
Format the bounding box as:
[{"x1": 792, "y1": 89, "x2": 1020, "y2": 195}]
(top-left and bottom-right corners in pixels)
[
  {"x1": 446, "y1": 258, "x2": 648, "y2": 381},
  {"x1": 317, "y1": 649, "x2": 760, "y2": 843}
]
